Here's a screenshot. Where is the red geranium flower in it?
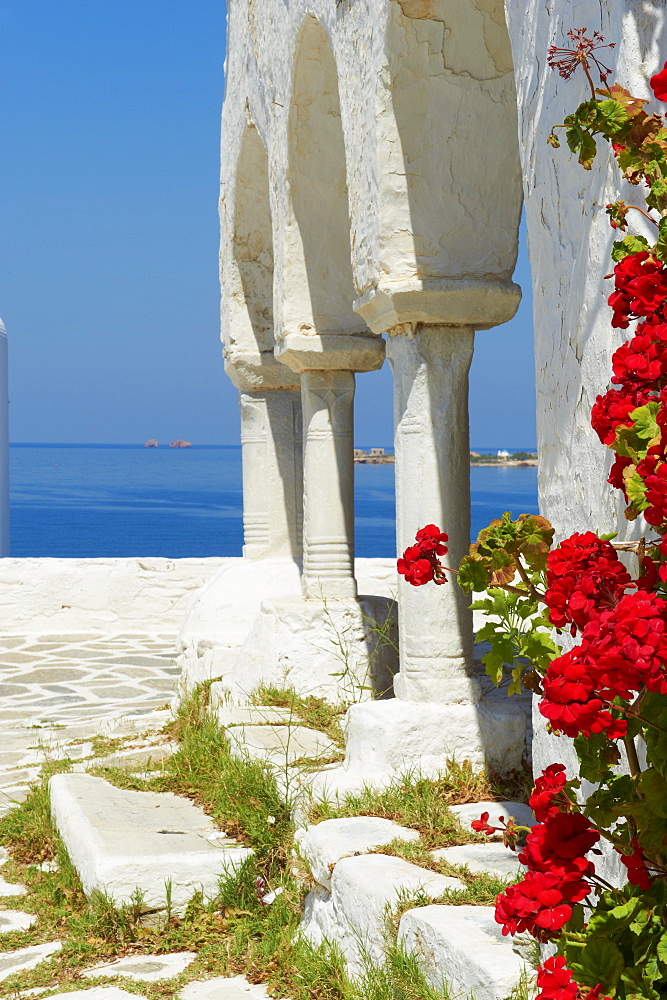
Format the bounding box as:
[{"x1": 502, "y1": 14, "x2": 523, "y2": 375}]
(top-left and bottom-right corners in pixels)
[{"x1": 650, "y1": 61, "x2": 667, "y2": 102}]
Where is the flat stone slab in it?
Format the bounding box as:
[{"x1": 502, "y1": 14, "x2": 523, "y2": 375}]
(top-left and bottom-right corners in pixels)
[
  {"x1": 212, "y1": 700, "x2": 295, "y2": 728},
  {"x1": 398, "y1": 904, "x2": 526, "y2": 1000},
  {"x1": 43, "y1": 990, "x2": 146, "y2": 999},
  {"x1": 49, "y1": 773, "x2": 252, "y2": 910},
  {"x1": 228, "y1": 725, "x2": 339, "y2": 766},
  {"x1": 83, "y1": 952, "x2": 196, "y2": 982},
  {"x1": 0, "y1": 910, "x2": 37, "y2": 933},
  {"x1": 179, "y1": 977, "x2": 271, "y2": 1000},
  {"x1": 301, "y1": 852, "x2": 464, "y2": 978},
  {"x1": 449, "y1": 800, "x2": 534, "y2": 835},
  {"x1": 0, "y1": 941, "x2": 62, "y2": 982},
  {"x1": 0, "y1": 874, "x2": 26, "y2": 896},
  {"x1": 295, "y1": 816, "x2": 420, "y2": 888},
  {"x1": 432, "y1": 842, "x2": 524, "y2": 880}
]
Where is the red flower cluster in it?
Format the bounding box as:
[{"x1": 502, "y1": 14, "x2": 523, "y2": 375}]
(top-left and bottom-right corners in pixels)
[
  {"x1": 611, "y1": 321, "x2": 667, "y2": 388},
  {"x1": 535, "y1": 956, "x2": 612, "y2": 1000},
  {"x1": 591, "y1": 385, "x2": 648, "y2": 445},
  {"x1": 529, "y1": 763, "x2": 568, "y2": 822},
  {"x1": 637, "y1": 452, "x2": 667, "y2": 527},
  {"x1": 540, "y1": 590, "x2": 667, "y2": 738},
  {"x1": 544, "y1": 532, "x2": 632, "y2": 633},
  {"x1": 608, "y1": 252, "x2": 667, "y2": 329},
  {"x1": 495, "y1": 803, "x2": 598, "y2": 941},
  {"x1": 397, "y1": 524, "x2": 448, "y2": 587}
]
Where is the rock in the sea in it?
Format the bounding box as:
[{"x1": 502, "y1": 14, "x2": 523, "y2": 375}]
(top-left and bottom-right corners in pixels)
[
  {"x1": 144, "y1": 439, "x2": 159, "y2": 447},
  {"x1": 169, "y1": 440, "x2": 192, "y2": 448}
]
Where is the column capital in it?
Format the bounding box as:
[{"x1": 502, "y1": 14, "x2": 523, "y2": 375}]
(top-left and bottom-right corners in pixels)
[
  {"x1": 353, "y1": 277, "x2": 521, "y2": 335},
  {"x1": 275, "y1": 333, "x2": 385, "y2": 374},
  {"x1": 224, "y1": 349, "x2": 300, "y2": 391}
]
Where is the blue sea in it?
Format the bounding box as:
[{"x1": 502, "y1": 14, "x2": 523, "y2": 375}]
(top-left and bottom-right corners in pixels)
[{"x1": 9, "y1": 445, "x2": 539, "y2": 559}]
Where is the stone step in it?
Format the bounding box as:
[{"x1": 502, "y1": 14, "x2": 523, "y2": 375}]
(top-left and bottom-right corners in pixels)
[
  {"x1": 300, "y1": 852, "x2": 464, "y2": 979},
  {"x1": 227, "y1": 724, "x2": 339, "y2": 768},
  {"x1": 449, "y1": 800, "x2": 535, "y2": 835},
  {"x1": 209, "y1": 690, "x2": 295, "y2": 727},
  {"x1": 398, "y1": 904, "x2": 528, "y2": 1000},
  {"x1": 49, "y1": 773, "x2": 252, "y2": 912},
  {"x1": 295, "y1": 816, "x2": 420, "y2": 889},
  {"x1": 431, "y1": 842, "x2": 524, "y2": 879}
]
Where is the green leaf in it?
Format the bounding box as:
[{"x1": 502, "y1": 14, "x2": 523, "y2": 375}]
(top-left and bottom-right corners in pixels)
[
  {"x1": 611, "y1": 233, "x2": 651, "y2": 261},
  {"x1": 631, "y1": 402, "x2": 661, "y2": 442},
  {"x1": 568, "y1": 938, "x2": 624, "y2": 990},
  {"x1": 638, "y1": 768, "x2": 667, "y2": 819},
  {"x1": 574, "y1": 732, "x2": 615, "y2": 783},
  {"x1": 458, "y1": 554, "x2": 492, "y2": 594},
  {"x1": 655, "y1": 217, "x2": 667, "y2": 264},
  {"x1": 587, "y1": 895, "x2": 643, "y2": 936},
  {"x1": 597, "y1": 98, "x2": 631, "y2": 135}
]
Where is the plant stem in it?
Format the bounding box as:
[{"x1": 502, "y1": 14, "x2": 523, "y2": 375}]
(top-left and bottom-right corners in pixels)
[{"x1": 624, "y1": 735, "x2": 642, "y2": 778}]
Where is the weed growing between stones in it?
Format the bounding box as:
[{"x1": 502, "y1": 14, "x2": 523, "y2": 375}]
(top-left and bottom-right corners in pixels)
[
  {"x1": 308, "y1": 763, "x2": 531, "y2": 845},
  {"x1": 249, "y1": 684, "x2": 347, "y2": 748},
  {"x1": 0, "y1": 688, "x2": 527, "y2": 997}
]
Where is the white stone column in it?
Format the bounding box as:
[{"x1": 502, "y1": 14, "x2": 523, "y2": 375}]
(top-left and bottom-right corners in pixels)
[
  {"x1": 387, "y1": 324, "x2": 477, "y2": 704},
  {"x1": 239, "y1": 388, "x2": 303, "y2": 559},
  {"x1": 301, "y1": 370, "x2": 356, "y2": 600}
]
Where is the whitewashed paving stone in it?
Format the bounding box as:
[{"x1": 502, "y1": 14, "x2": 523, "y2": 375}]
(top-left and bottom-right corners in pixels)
[
  {"x1": 295, "y1": 816, "x2": 420, "y2": 888},
  {"x1": 398, "y1": 904, "x2": 527, "y2": 1000},
  {"x1": 50, "y1": 773, "x2": 252, "y2": 911},
  {"x1": 432, "y1": 842, "x2": 524, "y2": 879},
  {"x1": 228, "y1": 725, "x2": 338, "y2": 766},
  {"x1": 449, "y1": 800, "x2": 534, "y2": 835},
  {"x1": 83, "y1": 952, "x2": 196, "y2": 982},
  {"x1": 0, "y1": 846, "x2": 8, "y2": 865},
  {"x1": 0, "y1": 941, "x2": 62, "y2": 981},
  {"x1": 0, "y1": 910, "x2": 37, "y2": 933},
  {"x1": 0, "y1": 874, "x2": 27, "y2": 896},
  {"x1": 179, "y1": 976, "x2": 271, "y2": 1000},
  {"x1": 301, "y1": 853, "x2": 464, "y2": 978},
  {"x1": 38, "y1": 989, "x2": 146, "y2": 999}
]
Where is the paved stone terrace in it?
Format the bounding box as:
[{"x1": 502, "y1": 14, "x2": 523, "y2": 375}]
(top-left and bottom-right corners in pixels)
[{"x1": 0, "y1": 631, "x2": 179, "y2": 815}]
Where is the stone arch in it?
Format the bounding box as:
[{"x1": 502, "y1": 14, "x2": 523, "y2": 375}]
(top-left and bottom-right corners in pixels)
[
  {"x1": 282, "y1": 15, "x2": 368, "y2": 338},
  {"x1": 378, "y1": 0, "x2": 522, "y2": 286},
  {"x1": 228, "y1": 122, "x2": 275, "y2": 355}
]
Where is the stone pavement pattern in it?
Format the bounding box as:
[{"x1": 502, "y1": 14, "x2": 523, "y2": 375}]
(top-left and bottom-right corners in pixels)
[{"x1": 0, "y1": 631, "x2": 179, "y2": 815}]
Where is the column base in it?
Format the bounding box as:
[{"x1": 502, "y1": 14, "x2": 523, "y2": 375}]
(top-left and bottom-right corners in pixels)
[
  {"x1": 227, "y1": 594, "x2": 399, "y2": 705},
  {"x1": 299, "y1": 698, "x2": 526, "y2": 807}
]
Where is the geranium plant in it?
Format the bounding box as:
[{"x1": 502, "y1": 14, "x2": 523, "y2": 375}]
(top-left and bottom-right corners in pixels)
[{"x1": 398, "y1": 35, "x2": 667, "y2": 1000}]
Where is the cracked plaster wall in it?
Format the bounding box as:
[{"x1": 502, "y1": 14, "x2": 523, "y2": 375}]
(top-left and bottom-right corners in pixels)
[
  {"x1": 504, "y1": 0, "x2": 666, "y2": 541},
  {"x1": 220, "y1": 0, "x2": 522, "y2": 354}
]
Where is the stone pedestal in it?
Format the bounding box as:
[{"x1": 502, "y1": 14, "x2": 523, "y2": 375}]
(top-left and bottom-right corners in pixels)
[
  {"x1": 388, "y1": 325, "x2": 477, "y2": 703},
  {"x1": 226, "y1": 594, "x2": 398, "y2": 705}
]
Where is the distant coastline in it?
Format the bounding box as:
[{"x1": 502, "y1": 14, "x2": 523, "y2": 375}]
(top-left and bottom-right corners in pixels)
[{"x1": 354, "y1": 447, "x2": 538, "y2": 467}]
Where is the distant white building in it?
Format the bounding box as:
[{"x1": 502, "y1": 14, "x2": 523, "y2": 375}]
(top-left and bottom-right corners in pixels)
[{"x1": 497, "y1": 450, "x2": 510, "y2": 459}]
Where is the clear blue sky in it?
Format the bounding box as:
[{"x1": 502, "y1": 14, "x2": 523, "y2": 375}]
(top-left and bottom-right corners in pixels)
[{"x1": 0, "y1": 1, "x2": 536, "y2": 450}]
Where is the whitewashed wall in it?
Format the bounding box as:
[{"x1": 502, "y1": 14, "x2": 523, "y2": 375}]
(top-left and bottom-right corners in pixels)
[
  {"x1": 0, "y1": 558, "x2": 227, "y2": 633},
  {"x1": 504, "y1": 0, "x2": 666, "y2": 541}
]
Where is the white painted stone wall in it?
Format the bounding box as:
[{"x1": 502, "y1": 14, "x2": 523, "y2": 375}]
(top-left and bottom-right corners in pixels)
[
  {"x1": 505, "y1": 1, "x2": 665, "y2": 881},
  {"x1": 504, "y1": 0, "x2": 666, "y2": 541},
  {"x1": 0, "y1": 558, "x2": 227, "y2": 633}
]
